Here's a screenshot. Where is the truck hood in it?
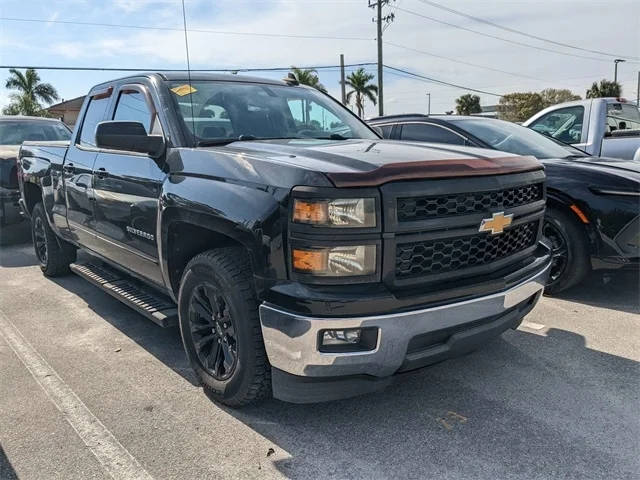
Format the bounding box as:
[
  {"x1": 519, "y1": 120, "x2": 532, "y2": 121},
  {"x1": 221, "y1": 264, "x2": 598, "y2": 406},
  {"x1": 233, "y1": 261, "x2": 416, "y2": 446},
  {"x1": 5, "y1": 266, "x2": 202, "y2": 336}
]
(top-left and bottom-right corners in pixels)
[{"x1": 209, "y1": 139, "x2": 541, "y2": 187}]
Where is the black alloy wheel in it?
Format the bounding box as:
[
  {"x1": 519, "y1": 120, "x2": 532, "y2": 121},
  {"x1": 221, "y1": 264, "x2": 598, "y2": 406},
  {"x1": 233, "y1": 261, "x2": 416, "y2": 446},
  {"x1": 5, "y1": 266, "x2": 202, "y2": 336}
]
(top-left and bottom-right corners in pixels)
[
  {"x1": 33, "y1": 215, "x2": 48, "y2": 265},
  {"x1": 543, "y1": 219, "x2": 569, "y2": 286},
  {"x1": 188, "y1": 284, "x2": 238, "y2": 381}
]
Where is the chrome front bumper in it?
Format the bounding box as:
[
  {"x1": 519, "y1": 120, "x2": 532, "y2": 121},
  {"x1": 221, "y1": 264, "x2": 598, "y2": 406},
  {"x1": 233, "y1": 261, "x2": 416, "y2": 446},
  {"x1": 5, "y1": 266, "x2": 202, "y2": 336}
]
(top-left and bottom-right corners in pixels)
[{"x1": 259, "y1": 259, "x2": 550, "y2": 378}]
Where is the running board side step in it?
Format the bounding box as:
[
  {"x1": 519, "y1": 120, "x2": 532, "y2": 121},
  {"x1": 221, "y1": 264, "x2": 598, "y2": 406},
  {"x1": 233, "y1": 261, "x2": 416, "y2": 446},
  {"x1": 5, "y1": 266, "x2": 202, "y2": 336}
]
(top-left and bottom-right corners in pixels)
[{"x1": 70, "y1": 262, "x2": 178, "y2": 328}]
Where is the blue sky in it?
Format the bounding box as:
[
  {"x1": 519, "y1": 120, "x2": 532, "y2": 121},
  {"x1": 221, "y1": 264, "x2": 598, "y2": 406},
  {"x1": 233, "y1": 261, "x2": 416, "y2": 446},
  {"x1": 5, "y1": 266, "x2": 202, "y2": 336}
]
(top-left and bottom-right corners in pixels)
[{"x1": 1, "y1": 0, "x2": 639, "y2": 117}]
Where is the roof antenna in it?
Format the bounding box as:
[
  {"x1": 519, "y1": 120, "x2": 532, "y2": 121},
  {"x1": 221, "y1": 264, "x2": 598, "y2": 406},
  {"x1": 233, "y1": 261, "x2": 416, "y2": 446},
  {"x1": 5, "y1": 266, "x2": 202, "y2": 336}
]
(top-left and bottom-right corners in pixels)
[{"x1": 181, "y1": 0, "x2": 196, "y2": 145}]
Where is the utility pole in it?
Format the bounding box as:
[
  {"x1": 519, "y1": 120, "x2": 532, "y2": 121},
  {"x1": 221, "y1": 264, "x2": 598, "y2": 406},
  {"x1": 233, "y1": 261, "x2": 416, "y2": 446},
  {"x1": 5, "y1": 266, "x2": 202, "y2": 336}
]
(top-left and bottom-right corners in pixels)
[
  {"x1": 340, "y1": 54, "x2": 346, "y2": 105},
  {"x1": 614, "y1": 59, "x2": 625, "y2": 83},
  {"x1": 426, "y1": 93, "x2": 431, "y2": 115},
  {"x1": 369, "y1": 0, "x2": 394, "y2": 117},
  {"x1": 636, "y1": 71, "x2": 639, "y2": 107}
]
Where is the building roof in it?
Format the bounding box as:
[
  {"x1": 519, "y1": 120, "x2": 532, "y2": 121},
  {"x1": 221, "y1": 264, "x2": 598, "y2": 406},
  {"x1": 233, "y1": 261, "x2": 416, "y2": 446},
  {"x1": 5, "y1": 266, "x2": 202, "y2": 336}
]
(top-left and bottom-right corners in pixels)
[{"x1": 46, "y1": 95, "x2": 85, "y2": 112}]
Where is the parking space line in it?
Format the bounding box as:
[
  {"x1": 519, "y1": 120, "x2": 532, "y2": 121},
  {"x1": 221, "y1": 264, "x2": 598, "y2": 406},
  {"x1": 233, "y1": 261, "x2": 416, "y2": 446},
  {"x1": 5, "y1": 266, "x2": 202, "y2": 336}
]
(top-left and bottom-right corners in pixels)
[{"x1": 0, "y1": 309, "x2": 153, "y2": 480}]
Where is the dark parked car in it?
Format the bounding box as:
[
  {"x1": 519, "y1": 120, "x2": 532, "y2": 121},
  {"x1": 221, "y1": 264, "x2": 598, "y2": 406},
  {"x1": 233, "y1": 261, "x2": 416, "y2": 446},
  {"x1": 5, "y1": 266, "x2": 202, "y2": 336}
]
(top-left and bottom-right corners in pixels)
[
  {"x1": 19, "y1": 73, "x2": 551, "y2": 406},
  {"x1": 369, "y1": 114, "x2": 640, "y2": 293},
  {"x1": 0, "y1": 116, "x2": 71, "y2": 225}
]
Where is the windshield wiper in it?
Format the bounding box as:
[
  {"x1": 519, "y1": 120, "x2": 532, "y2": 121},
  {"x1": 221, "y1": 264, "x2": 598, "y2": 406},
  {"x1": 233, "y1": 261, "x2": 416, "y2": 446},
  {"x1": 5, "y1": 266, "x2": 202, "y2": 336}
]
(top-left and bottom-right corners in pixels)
[
  {"x1": 197, "y1": 136, "x2": 303, "y2": 147},
  {"x1": 310, "y1": 133, "x2": 350, "y2": 140},
  {"x1": 197, "y1": 138, "x2": 239, "y2": 147}
]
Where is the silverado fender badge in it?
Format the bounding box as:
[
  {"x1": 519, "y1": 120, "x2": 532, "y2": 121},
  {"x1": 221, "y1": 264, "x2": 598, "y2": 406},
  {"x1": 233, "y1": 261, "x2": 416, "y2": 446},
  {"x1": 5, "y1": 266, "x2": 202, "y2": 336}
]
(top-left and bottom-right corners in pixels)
[
  {"x1": 126, "y1": 226, "x2": 154, "y2": 241},
  {"x1": 479, "y1": 212, "x2": 513, "y2": 235}
]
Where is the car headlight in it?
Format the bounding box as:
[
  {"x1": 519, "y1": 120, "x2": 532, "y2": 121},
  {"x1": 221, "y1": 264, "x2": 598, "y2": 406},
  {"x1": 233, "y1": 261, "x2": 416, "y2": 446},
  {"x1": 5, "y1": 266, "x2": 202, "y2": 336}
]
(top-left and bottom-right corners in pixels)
[
  {"x1": 292, "y1": 245, "x2": 376, "y2": 276},
  {"x1": 292, "y1": 198, "x2": 376, "y2": 228}
]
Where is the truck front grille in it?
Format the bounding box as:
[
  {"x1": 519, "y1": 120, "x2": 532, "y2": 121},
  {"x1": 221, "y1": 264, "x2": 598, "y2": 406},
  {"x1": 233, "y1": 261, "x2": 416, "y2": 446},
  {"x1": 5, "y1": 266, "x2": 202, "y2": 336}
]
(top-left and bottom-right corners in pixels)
[
  {"x1": 395, "y1": 221, "x2": 539, "y2": 279},
  {"x1": 397, "y1": 183, "x2": 543, "y2": 222}
]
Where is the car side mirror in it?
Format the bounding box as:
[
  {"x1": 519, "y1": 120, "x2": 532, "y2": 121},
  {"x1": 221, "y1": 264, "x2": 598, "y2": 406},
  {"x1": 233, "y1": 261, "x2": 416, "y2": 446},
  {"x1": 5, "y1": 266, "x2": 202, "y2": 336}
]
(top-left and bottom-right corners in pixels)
[{"x1": 95, "y1": 121, "x2": 165, "y2": 158}]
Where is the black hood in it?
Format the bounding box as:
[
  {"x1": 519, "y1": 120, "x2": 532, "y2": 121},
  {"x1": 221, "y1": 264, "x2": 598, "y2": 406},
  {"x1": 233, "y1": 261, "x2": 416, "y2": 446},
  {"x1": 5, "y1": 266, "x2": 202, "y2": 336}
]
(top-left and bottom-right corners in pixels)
[{"x1": 206, "y1": 139, "x2": 542, "y2": 187}]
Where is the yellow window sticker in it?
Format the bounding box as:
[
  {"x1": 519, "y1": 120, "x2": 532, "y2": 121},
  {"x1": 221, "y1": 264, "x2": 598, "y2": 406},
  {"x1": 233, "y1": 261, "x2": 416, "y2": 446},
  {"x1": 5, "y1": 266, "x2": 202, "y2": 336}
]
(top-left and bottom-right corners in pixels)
[{"x1": 171, "y1": 84, "x2": 197, "y2": 96}]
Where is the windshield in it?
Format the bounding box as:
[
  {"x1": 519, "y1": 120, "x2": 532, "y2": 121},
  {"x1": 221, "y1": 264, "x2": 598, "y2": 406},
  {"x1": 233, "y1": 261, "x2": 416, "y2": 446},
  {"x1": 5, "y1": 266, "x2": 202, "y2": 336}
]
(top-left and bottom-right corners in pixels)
[
  {"x1": 0, "y1": 120, "x2": 71, "y2": 145},
  {"x1": 449, "y1": 117, "x2": 585, "y2": 159},
  {"x1": 167, "y1": 80, "x2": 377, "y2": 144}
]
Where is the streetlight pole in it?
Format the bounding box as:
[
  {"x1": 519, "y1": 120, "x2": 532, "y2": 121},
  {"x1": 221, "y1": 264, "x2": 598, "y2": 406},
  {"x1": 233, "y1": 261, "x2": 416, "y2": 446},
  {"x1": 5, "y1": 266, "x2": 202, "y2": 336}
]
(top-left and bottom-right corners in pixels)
[
  {"x1": 426, "y1": 93, "x2": 431, "y2": 116},
  {"x1": 614, "y1": 59, "x2": 626, "y2": 83}
]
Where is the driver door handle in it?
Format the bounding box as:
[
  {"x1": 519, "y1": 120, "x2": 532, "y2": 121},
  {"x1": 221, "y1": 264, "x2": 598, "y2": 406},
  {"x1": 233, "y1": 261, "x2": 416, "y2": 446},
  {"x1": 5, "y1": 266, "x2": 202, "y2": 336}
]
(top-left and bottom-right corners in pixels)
[
  {"x1": 95, "y1": 167, "x2": 109, "y2": 179},
  {"x1": 63, "y1": 163, "x2": 74, "y2": 174}
]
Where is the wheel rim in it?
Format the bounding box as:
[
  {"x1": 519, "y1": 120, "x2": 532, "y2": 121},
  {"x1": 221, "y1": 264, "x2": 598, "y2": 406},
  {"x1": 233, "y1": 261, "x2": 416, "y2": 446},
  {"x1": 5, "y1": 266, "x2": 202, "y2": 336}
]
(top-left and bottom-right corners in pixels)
[
  {"x1": 188, "y1": 284, "x2": 238, "y2": 380},
  {"x1": 543, "y1": 220, "x2": 569, "y2": 285},
  {"x1": 33, "y1": 216, "x2": 48, "y2": 265}
]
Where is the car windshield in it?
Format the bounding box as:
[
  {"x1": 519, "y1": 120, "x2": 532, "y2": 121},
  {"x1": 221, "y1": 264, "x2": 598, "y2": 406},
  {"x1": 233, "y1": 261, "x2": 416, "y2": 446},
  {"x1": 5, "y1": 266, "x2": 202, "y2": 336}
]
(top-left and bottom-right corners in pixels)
[
  {"x1": 449, "y1": 117, "x2": 585, "y2": 159},
  {"x1": 0, "y1": 120, "x2": 71, "y2": 145},
  {"x1": 167, "y1": 80, "x2": 377, "y2": 144}
]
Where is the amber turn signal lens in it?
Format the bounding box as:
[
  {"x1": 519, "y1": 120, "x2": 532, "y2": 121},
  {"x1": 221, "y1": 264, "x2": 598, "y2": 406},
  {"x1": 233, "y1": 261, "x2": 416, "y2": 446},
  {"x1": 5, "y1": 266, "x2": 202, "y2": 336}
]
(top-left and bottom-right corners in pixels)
[
  {"x1": 292, "y1": 200, "x2": 328, "y2": 224},
  {"x1": 292, "y1": 248, "x2": 328, "y2": 273}
]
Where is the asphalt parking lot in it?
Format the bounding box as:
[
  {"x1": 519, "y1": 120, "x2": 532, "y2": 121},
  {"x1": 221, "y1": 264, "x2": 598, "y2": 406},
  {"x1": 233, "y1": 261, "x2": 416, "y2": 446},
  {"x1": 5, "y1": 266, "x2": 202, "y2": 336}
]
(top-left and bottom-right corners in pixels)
[{"x1": 1, "y1": 224, "x2": 639, "y2": 480}]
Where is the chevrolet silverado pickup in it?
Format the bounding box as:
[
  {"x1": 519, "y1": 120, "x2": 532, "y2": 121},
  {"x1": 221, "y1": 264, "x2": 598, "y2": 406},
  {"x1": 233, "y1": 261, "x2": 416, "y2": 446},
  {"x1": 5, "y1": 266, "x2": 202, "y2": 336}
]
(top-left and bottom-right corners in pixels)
[{"x1": 18, "y1": 72, "x2": 551, "y2": 406}]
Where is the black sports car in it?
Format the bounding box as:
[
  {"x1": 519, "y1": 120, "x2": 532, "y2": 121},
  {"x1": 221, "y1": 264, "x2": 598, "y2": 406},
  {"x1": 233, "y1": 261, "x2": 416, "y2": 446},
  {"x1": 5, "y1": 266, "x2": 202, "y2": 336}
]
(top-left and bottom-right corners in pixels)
[{"x1": 369, "y1": 114, "x2": 640, "y2": 293}]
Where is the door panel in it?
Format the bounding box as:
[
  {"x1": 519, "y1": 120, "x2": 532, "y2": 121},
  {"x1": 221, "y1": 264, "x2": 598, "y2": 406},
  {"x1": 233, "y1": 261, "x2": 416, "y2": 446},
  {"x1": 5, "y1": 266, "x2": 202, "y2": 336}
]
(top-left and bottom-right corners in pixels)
[
  {"x1": 90, "y1": 85, "x2": 166, "y2": 285},
  {"x1": 64, "y1": 92, "x2": 112, "y2": 247}
]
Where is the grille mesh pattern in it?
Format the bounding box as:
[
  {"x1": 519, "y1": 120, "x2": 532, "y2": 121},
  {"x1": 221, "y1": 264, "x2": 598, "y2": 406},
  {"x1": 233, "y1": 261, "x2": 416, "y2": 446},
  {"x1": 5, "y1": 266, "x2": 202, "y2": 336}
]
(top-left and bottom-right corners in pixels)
[
  {"x1": 397, "y1": 183, "x2": 543, "y2": 222},
  {"x1": 395, "y1": 221, "x2": 539, "y2": 279}
]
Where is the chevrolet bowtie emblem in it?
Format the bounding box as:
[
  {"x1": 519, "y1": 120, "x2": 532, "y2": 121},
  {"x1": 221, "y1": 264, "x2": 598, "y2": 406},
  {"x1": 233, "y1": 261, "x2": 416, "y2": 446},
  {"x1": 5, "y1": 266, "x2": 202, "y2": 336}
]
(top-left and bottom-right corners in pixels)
[{"x1": 479, "y1": 212, "x2": 513, "y2": 235}]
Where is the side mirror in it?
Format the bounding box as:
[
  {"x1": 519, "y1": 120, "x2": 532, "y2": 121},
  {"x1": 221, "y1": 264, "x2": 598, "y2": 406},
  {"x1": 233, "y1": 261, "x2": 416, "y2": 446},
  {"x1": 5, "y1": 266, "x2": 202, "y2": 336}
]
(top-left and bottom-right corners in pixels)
[{"x1": 95, "y1": 121, "x2": 165, "y2": 158}]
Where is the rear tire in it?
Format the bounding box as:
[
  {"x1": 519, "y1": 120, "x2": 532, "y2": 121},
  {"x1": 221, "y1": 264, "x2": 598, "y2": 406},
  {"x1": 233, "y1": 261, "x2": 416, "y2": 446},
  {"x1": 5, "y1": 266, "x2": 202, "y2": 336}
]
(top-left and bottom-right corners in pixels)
[
  {"x1": 543, "y1": 207, "x2": 590, "y2": 294},
  {"x1": 31, "y1": 202, "x2": 76, "y2": 277},
  {"x1": 178, "y1": 247, "x2": 271, "y2": 407}
]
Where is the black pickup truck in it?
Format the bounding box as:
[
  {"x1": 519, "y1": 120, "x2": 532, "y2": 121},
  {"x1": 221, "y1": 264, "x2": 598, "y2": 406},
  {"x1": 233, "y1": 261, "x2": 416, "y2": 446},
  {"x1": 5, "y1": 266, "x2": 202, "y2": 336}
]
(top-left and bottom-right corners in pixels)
[{"x1": 18, "y1": 72, "x2": 551, "y2": 406}]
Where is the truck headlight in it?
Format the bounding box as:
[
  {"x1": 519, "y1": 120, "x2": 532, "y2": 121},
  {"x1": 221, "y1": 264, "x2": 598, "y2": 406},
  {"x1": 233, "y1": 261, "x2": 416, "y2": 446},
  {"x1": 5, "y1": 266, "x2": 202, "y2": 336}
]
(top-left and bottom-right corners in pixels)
[
  {"x1": 292, "y1": 198, "x2": 376, "y2": 228},
  {"x1": 292, "y1": 245, "x2": 376, "y2": 276}
]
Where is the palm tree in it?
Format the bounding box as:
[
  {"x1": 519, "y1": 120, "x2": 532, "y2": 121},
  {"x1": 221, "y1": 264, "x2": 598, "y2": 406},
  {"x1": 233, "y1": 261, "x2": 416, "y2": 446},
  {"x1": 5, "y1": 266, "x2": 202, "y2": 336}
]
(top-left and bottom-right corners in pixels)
[
  {"x1": 3, "y1": 68, "x2": 59, "y2": 116},
  {"x1": 455, "y1": 94, "x2": 482, "y2": 115},
  {"x1": 290, "y1": 67, "x2": 327, "y2": 93},
  {"x1": 345, "y1": 68, "x2": 378, "y2": 118}
]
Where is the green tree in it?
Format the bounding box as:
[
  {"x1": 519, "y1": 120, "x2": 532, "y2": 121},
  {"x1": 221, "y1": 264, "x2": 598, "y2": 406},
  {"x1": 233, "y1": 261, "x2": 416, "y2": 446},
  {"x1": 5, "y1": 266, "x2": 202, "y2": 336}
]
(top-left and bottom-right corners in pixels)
[
  {"x1": 497, "y1": 92, "x2": 544, "y2": 122},
  {"x1": 289, "y1": 67, "x2": 327, "y2": 93},
  {"x1": 539, "y1": 88, "x2": 581, "y2": 108},
  {"x1": 586, "y1": 79, "x2": 622, "y2": 98},
  {"x1": 345, "y1": 68, "x2": 378, "y2": 118},
  {"x1": 3, "y1": 68, "x2": 59, "y2": 116},
  {"x1": 455, "y1": 94, "x2": 482, "y2": 115}
]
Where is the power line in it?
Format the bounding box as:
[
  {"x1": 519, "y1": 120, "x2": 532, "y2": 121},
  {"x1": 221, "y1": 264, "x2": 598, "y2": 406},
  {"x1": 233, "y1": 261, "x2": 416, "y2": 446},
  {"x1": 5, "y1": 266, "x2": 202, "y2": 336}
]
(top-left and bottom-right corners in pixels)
[
  {"x1": 0, "y1": 16, "x2": 373, "y2": 41},
  {"x1": 394, "y1": 6, "x2": 636, "y2": 64},
  {"x1": 383, "y1": 64, "x2": 503, "y2": 97},
  {"x1": 0, "y1": 63, "x2": 377, "y2": 73},
  {"x1": 384, "y1": 41, "x2": 546, "y2": 81},
  {"x1": 416, "y1": 0, "x2": 640, "y2": 61}
]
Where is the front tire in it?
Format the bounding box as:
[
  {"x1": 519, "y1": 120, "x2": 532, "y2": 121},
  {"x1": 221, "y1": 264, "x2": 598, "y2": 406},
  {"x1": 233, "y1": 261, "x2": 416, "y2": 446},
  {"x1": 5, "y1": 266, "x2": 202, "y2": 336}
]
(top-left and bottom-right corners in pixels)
[
  {"x1": 543, "y1": 207, "x2": 590, "y2": 294},
  {"x1": 178, "y1": 248, "x2": 271, "y2": 407},
  {"x1": 31, "y1": 202, "x2": 76, "y2": 277}
]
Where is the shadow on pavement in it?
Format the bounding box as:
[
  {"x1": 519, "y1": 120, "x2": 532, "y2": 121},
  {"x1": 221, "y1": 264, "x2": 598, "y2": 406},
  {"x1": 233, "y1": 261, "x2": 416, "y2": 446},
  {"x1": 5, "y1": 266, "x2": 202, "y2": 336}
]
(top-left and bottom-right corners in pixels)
[
  {"x1": 554, "y1": 270, "x2": 640, "y2": 315},
  {"x1": 49, "y1": 273, "x2": 199, "y2": 387},
  {"x1": 0, "y1": 444, "x2": 18, "y2": 480},
  {"x1": 223, "y1": 328, "x2": 639, "y2": 479}
]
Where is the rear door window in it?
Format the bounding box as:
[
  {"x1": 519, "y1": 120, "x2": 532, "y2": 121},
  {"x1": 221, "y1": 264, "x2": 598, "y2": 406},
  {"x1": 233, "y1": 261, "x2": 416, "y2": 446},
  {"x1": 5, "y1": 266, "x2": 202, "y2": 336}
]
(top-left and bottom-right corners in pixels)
[
  {"x1": 79, "y1": 96, "x2": 110, "y2": 146},
  {"x1": 606, "y1": 103, "x2": 640, "y2": 131},
  {"x1": 400, "y1": 123, "x2": 466, "y2": 145}
]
